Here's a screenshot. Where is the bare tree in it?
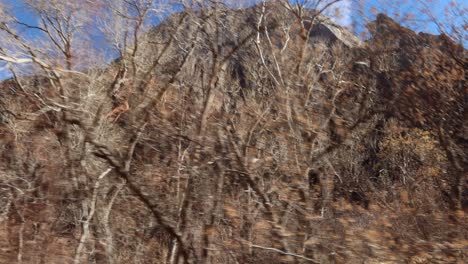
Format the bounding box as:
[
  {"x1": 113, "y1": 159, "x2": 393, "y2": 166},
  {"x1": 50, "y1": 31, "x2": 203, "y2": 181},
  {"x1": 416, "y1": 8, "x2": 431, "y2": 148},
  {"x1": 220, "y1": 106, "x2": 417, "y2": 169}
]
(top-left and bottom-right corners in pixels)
[{"x1": 0, "y1": 1, "x2": 465, "y2": 263}]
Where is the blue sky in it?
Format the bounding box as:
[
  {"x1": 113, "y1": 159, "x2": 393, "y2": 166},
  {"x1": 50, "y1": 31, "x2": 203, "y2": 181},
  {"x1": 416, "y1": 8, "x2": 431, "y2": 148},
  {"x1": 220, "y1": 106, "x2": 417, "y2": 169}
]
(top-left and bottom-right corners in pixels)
[{"x1": 0, "y1": 0, "x2": 466, "y2": 80}]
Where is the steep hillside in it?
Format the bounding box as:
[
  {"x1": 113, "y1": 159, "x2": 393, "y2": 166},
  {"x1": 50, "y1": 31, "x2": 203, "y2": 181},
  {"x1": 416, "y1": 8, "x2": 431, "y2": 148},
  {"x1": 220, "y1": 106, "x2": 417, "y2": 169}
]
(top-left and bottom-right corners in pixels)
[{"x1": 0, "y1": 2, "x2": 466, "y2": 263}]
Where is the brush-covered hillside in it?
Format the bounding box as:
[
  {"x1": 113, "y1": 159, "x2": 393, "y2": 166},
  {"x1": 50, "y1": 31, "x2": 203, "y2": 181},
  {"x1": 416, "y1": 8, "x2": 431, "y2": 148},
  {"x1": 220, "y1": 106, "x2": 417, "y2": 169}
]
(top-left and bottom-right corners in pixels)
[{"x1": 0, "y1": 1, "x2": 466, "y2": 263}]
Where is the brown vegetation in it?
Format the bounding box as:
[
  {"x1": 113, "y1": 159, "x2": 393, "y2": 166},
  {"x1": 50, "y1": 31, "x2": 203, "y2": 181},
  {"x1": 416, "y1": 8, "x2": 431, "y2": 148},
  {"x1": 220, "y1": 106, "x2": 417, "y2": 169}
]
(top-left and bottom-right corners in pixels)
[{"x1": 0, "y1": 0, "x2": 466, "y2": 263}]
